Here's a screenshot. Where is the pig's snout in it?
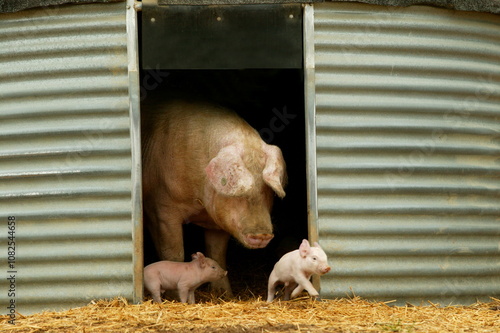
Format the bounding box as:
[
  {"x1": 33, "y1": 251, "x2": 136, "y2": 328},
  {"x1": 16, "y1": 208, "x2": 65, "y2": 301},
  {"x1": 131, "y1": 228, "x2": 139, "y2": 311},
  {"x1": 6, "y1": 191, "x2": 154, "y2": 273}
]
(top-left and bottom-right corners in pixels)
[
  {"x1": 244, "y1": 233, "x2": 274, "y2": 249},
  {"x1": 215, "y1": 270, "x2": 227, "y2": 281},
  {"x1": 320, "y1": 266, "x2": 331, "y2": 275}
]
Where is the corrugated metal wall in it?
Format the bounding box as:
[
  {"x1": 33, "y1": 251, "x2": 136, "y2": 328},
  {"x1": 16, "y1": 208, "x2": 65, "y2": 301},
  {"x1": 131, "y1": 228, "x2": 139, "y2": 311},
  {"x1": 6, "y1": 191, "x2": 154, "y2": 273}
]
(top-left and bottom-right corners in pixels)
[
  {"x1": 0, "y1": 1, "x2": 142, "y2": 314},
  {"x1": 309, "y1": 2, "x2": 500, "y2": 305}
]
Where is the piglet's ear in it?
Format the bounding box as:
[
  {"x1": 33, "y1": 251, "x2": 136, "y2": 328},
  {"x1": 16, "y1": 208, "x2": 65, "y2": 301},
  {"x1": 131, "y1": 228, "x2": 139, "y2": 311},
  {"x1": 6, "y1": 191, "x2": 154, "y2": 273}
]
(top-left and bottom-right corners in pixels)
[
  {"x1": 191, "y1": 252, "x2": 203, "y2": 261},
  {"x1": 262, "y1": 144, "x2": 287, "y2": 198},
  {"x1": 299, "y1": 239, "x2": 311, "y2": 258},
  {"x1": 206, "y1": 145, "x2": 254, "y2": 197},
  {"x1": 194, "y1": 252, "x2": 207, "y2": 268}
]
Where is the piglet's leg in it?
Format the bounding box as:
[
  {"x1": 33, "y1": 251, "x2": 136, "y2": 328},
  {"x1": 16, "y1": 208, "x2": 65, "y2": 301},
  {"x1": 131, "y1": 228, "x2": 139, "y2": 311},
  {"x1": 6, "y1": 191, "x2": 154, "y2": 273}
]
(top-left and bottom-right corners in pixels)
[
  {"x1": 266, "y1": 276, "x2": 279, "y2": 302},
  {"x1": 178, "y1": 287, "x2": 190, "y2": 303},
  {"x1": 150, "y1": 289, "x2": 163, "y2": 304},
  {"x1": 187, "y1": 290, "x2": 196, "y2": 304},
  {"x1": 205, "y1": 229, "x2": 233, "y2": 297},
  {"x1": 144, "y1": 277, "x2": 162, "y2": 303},
  {"x1": 291, "y1": 277, "x2": 319, "y2": 299},
  {"x1": 283, "y1": 282, "x2": 298, "y2": 301}
]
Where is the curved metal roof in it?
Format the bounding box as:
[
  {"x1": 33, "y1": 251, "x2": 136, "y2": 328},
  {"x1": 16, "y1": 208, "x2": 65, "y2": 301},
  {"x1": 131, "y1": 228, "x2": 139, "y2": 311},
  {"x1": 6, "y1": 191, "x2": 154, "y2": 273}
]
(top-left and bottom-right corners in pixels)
[{"x1": 1, "y1": 0, "x2": 499, "y2": 14}]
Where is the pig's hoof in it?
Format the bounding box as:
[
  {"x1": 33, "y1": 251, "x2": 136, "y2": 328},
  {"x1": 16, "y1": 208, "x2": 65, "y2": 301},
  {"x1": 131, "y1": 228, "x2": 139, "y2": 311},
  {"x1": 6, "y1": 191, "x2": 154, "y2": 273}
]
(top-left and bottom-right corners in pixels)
[
  {"x1": 311, "y1": 295, "x2": 326, "y2": 302},
  {"x1": 244, "y1": 233, "x2": 274, "y2": 249}
]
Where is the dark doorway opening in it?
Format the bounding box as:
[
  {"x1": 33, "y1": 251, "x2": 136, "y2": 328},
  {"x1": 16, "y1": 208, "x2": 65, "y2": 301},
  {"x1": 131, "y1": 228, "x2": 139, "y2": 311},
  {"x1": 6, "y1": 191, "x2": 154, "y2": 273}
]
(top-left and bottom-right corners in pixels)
[{"x1": 140, "y1": 69, "x2": 307, "y2": 298}]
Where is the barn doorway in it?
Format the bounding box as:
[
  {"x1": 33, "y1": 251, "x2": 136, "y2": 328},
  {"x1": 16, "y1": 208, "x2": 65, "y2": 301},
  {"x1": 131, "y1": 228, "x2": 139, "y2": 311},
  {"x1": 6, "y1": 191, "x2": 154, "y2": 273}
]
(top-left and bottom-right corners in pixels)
[{"x1": 139, "y1": 2, "x2": 307, "y2": 298}]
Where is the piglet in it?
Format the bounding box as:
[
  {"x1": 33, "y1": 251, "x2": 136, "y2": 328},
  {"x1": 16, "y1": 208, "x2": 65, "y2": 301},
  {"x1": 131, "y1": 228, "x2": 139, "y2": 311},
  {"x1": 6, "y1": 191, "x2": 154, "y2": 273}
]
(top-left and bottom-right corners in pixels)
[
  {"x1": 144, "y1": 252, "x2": 227, "y2": 304},
  {"x1": 267, "y1": 239, "x2": 331, "y2": 302}
]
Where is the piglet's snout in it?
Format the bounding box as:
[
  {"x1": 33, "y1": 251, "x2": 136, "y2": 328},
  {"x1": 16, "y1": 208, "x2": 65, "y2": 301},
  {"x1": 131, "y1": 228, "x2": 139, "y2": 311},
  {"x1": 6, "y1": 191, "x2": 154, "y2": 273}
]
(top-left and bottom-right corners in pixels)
[{"x1": 320, "y1": 266, "x2": 331, "y2": 274}]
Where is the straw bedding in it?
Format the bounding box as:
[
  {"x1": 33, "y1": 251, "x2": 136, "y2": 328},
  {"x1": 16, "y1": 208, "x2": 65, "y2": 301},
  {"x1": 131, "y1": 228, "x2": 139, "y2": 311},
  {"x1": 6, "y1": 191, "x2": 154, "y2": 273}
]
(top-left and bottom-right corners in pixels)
[{"x1": 1, "y1": 293, "x2": 499, "y2": 333}]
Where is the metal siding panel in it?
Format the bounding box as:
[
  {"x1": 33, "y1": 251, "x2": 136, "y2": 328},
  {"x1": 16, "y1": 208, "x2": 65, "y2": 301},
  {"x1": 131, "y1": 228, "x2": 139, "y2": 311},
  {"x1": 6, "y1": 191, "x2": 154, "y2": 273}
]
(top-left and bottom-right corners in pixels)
[
  {"x1": 304, "y1": 3, "x2": 322, "y2": 291},
  {"x1": 126, "y1": 0, "x2": 144, "y2": 305},
  {"x1": 0, "y1": 2, "x2": 136, "y2": 314},
  {"x1": 312, "y1": 2, "x2": 500, "y2": 305}
]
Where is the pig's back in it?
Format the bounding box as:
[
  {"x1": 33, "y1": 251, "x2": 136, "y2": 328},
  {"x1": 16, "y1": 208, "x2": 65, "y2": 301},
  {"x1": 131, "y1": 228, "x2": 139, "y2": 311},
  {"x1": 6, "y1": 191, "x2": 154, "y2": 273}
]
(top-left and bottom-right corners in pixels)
[
  {"x1": 273, "y1": 250, "x2": 300, "y2": 273},
  {"x1": 143, "y1": 99, "x2": 252, "y2": 139},
  {"x1": 141, "y1": 99, "x2": 262, "y2": 198}
]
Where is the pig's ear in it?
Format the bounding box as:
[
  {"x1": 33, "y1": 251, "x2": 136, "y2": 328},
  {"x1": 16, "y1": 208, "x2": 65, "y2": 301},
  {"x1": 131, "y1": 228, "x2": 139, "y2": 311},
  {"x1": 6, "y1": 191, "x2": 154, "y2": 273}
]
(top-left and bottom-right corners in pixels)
[
  {"x1": 262, "y1": 144, "x2": 287, "y2": 198},
  {"x1": 313, "y1": 242, "x2": 321, "y2": 249},
  {"x1": 299, "y1": 239, "x2": 311, "y2": 258},
  {"x1": 191, "y1": 252, "x2": 204, "y2": 261},
  {"x1": 206, "y1": 145, "x2": 254, "y2": 197},
  {"x1": 196, "y1": 253, "x2": 207, "y2": 268}
]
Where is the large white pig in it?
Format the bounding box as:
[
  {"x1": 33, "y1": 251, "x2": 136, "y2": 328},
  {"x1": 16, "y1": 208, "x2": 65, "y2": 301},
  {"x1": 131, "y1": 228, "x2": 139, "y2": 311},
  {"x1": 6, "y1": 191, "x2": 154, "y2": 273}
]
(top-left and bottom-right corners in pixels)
[{"x1": 142, "y1": 99, "x2": 287, "y2": 296}]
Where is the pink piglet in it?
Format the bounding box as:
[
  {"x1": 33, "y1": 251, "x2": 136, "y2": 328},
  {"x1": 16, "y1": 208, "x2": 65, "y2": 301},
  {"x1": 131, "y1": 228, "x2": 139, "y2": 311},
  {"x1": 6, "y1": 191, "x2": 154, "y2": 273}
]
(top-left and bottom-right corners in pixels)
[
  {"x1": 267, "y1": 239, "x2": 331, "y2": 302},
  {"x1": 144, "y1": 252, "x2": 227, "y2": 304}
]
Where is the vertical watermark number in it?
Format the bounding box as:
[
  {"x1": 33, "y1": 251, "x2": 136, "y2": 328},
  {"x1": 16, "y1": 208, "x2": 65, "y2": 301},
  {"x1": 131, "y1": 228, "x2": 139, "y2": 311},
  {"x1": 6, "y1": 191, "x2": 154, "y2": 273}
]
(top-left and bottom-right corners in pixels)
[{"x1": 6, "y1": 216, "x2": 16, "y2": 325}]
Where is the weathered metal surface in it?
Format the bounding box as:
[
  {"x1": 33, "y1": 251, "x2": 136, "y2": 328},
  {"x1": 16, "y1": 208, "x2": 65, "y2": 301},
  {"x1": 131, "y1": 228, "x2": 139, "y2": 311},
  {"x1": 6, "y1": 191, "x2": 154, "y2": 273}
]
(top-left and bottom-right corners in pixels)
[
  {"x1": 142, "y1": 3, "x2": 303, "y2": 69},
  {"x1": 3, "y1": 0, "x2": 500, "y2": 15},
  {"x1": 0, "y1": 0, "x2": 124, "y2": 14},
  {"x1": 0, "y1": 1, "x2": 141, "y2": 315},
  {"x1": 304, "y1": 3, "x2": 321, "y2": 291},
  {"x1": 332, "y1": 0, "x2": 500, "y2": 14},
  {"x1": 126, "y1": 0, "x2": 144, "y2": 308},
  {"x1": 309, "y1": 2, "x2": 500, "y2": 305}
]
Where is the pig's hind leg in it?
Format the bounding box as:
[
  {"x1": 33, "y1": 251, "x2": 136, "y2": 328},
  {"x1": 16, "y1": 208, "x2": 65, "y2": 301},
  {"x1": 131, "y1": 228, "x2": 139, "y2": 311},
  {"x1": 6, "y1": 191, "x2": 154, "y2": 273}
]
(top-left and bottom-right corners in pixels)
[
  {"x1": 143, "y1": 274, "x2": 163, "y2": 303},
  {"x1": 187, "y1": 289, "x2": 196, "y2": 304},
  {"x1": 267, "y1": 278, "x2": 280, "y2": 302},
  {"x1": 178, "y1": 287, "x2": 190, "y2": 303},
  {"x1": 283, "y1": 282, "x2": 298, "y2": 301},
  {"x1": 146, "y1": 284, "x2": 163, "y2": 303}
]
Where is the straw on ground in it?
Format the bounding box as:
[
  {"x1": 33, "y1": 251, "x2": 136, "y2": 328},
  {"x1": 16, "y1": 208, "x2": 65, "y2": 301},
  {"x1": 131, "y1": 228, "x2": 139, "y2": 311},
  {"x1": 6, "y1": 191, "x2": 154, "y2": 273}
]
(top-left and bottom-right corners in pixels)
[{"x1": 1, "y1": 295, "x2": 498, "y2": 332}]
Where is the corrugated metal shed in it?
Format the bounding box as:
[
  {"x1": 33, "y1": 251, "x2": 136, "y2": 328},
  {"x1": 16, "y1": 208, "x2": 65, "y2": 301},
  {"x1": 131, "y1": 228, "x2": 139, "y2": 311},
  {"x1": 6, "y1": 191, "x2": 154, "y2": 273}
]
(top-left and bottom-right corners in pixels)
[
  {"x1": 333, "y1": 0, "x2": 500, "y2": 14},
  {"x1": 0, "y1": 1, "x2": 142, "y2": 314},
  {"x1": 306, "y1": 2, "x2": 500, "y2": 305},
  {"x1": 3, "y1": 0, "x2": 498, "y2": 15},
  {"x1": 0, "y1": 0, "x2": 122, "y2": 13}
]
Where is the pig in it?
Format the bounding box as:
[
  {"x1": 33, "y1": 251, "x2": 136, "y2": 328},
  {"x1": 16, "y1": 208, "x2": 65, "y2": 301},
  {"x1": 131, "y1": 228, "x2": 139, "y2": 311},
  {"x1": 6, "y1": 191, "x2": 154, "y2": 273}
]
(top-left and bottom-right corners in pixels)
[
  {"x1": 144, "y1": 252, "x2": 227, "y2": 304},
  {"x1": 141, "y1": 99, "x2": 287, "y2": 296},
  {"x1": 267, "y1": 239, "x2": 331, "y2": 302}
]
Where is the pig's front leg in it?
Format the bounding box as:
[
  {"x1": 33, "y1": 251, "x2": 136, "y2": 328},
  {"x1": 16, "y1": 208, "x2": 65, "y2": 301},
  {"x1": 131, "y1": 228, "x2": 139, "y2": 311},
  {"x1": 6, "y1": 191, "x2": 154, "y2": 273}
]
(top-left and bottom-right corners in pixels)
[
  {"x1": 150, "y1": 207, "x2": 185, "y2": 262},
  {"x1": 178, "y1": 287, "x2": 190, "y2": 303},
  {"x1": 205, "y1": 229, "x2": 233, "y2": 297},
  {"x1": 291, "y1": 276, "x2": 319, "y2": 299}
]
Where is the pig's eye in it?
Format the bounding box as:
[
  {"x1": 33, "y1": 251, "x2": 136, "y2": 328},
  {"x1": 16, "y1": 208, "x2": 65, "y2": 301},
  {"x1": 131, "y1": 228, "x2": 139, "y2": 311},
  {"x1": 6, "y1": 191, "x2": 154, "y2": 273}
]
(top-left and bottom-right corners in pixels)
[
  {"x1": 212, "y1": 266, "x2": 216, "y2": 270},
  {"x1": 312, "y1": 257, "x2": 317, "y2": 261}
]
